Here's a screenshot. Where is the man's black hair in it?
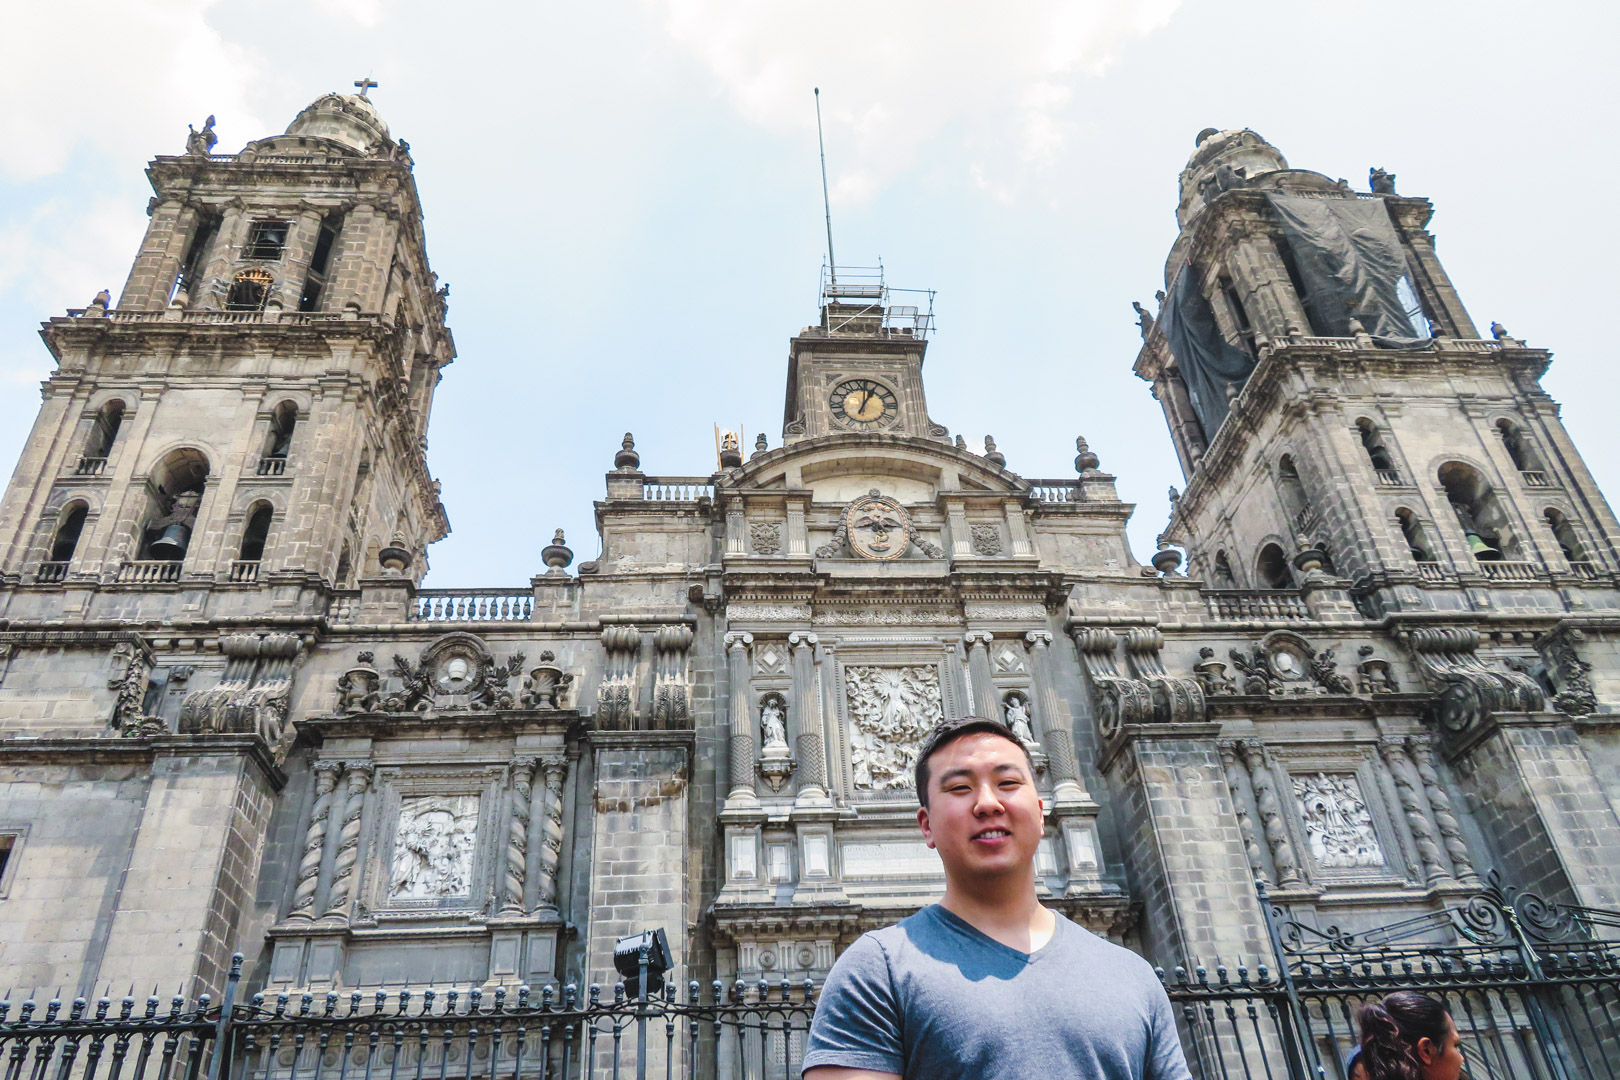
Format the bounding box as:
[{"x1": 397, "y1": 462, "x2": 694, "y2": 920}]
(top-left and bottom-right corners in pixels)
[{"x1": 914, "y1": 715, "x2": 1035, "y2": 808}]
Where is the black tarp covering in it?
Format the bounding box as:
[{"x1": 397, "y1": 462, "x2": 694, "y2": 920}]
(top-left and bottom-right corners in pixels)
[
  {"x1": 1266, "y1": 194, "x2": 1428, "y2": 346},
  {"x1": 1161, "y1": 261, "x2": 1255, "y2": 439}
]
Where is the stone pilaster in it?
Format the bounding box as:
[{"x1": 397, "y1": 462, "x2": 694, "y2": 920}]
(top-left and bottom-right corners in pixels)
[
  {"x1": 501, "y1": 756, "x2": 537, "y2": 915},
  {"x1": 533, "y1": 756, "x2": 567, "y2": 913},
  {"x1": 1406, "y1": 737, "x2": 1479, "y2": 885},
  {"x1": 1379, "y1": 736, "x2": 1451, "y2": 887},
  {"x1": 321, "y1": 761, "x2": 372, "y2": 922},
  {"x1": 789, "y1": 632, "x2": 829, "y2": 806},
  {"x1": 1237, "y1": 741, "x2": 1302, "y2": 889},
  {"x1": 286, "y1": 760, "x2": 340, "y2": 921},
  {"x1": 1216, "y1": 740, "x2": 1269, "y2": 887},
  {"x1": 1024, "y1": 631, "x2": 1090, "y2": 806},
  {"x1": 723, "y1": 632, "x2": 758, "y2": 809},
  {"x1": 964, "y1": 631, "x2": 999, "y2": 719}
]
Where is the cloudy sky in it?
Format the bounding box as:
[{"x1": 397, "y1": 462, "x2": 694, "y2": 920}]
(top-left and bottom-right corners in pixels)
[{"x1": 2, "y1": 0, "x2": 1614, "y2": 585}]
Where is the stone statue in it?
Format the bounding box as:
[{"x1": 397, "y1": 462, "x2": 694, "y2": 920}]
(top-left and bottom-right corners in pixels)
[
  {"x1": 186, "y1": 115, "x2": 218, "y2": 157},
  {"x1": 760, "y1": 699, "x2": 788, "y2": 750},
  {"x1": 1369, "y1": 167, "x2": 1396, "y2": 194},
  {"x1": 1003, "y1": 696, "x2": 1037, "y2": 748},
  {"x1": 1155, "y1": 289, "x2": 1167, "y2": 305},
  {"x1": 1132, "y1": 301, "x2": 1154, "y2": 339}
]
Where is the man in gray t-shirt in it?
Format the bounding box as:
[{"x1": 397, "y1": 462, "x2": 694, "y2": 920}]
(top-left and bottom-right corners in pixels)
[{"x1": 803, "y1": 718, "x2": 1191, "y2": 1080}]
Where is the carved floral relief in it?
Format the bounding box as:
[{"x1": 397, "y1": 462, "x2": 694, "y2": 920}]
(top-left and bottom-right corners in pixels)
[
  {"x1": 844, "y1": 665, "x2": 944, "y2": 791},
  {"x1": 388, "y1": 795, "x2": 480, "y2": 901}
]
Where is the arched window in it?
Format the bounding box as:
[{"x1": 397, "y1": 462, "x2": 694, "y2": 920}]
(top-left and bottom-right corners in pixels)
[
  {"x1": 1395, "y1": 508, "x2": 1434, "y2": 563},
  {"x1": 1276, "y1": 455, "x2": 1313, "y2": 533},
  {"x1": 1257, "y1": 543, "x2": 1293, "y2": 589},
  {"x1": 78, "y1": 400, "x2": 124, "y2": 475},
  {"x1": 259, "y1": 401, "x2": 297, "y2": 474},
  {"x1": 239, "y1": 503, "x2": 273, "y2": 562},
  {"x1": 41, "y1": 502, "x2": 89, "y2": 581},
  {"x1": 1544, "y1": 509, "x2": 1586, "y2": 563},
  {"x1": 140, "y1": 449, "x2": 210, "y2": 563},
  {"x1": 225, "y1": 268, "x2": 274, "y2": 312},
  {"x1": 1439, "y1": 461, "x2": 1519, "y2": 561},
  {"x1": 1356, "y1": 418, "x2": 1397, "y2": 476},
  {"x1": 1496, "y1": 419, "x2": 1547, "y2": 482}
]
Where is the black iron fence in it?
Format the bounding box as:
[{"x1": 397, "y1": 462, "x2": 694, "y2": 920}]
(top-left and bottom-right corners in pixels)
[
  {"x1": 1163, "y1": 872, "x2": 1620, "y2": 1080},
  {"x1": 2, "y1": 871, "x2": 1616, "y2": 1080}
]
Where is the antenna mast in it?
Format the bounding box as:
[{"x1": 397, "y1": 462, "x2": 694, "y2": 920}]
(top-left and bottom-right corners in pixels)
[{"x1": 815, "y1": 88, "x2": 837, "y2": 287}]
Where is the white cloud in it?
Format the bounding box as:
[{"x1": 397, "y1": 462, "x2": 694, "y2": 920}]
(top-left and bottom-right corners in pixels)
[
  {"x1": 312, "y1": 0, "x2": 388, "y2": 28},
  {"x1": 0, "y1": 0, "x2": 267, "y2": 182},
  {"x1": 650, "y1": 0, "x2": 1182, "y2": 203}
]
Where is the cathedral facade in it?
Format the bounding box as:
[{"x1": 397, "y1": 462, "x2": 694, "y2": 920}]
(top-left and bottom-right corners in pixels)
[{"x1": 0, "y1": 93, "x2": 1616, "y2": 1006}]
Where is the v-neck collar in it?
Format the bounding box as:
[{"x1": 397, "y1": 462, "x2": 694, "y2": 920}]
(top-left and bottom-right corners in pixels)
[{"x1": 929, "y1": 904, "x2": 1064, "y2": 964}]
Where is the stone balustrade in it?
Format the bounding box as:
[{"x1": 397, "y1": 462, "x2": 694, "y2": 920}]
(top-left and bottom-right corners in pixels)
[
  {"x1": 642, "y1": 477, "x2": 714, "y2": 501},
  {"x1": 1205, "y1": 589, "x2": 1310, "y2": 621},
  {"x1": 411, "y1": 590, "x2": 534, "y2": 622},
  {"x1": 117, "y1": 560, "x2": 182, "y2": 584}
]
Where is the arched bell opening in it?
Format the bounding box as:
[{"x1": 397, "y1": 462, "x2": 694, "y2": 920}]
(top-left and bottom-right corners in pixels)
[
  {"x1": 1438, "y1": 461, "x2": 1518, "y2": 562},
  {"x1": 139, "y1": 449, "x2": 210, "y2": 562}
]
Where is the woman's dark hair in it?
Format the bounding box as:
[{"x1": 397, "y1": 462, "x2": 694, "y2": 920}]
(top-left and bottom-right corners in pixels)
[{"x1": 1356, "y1": 991, "x2": 1451, "y2": 1080}]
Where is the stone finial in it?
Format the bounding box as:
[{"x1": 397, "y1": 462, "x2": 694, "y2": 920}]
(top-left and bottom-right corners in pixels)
[
  {"x1": 1168, "y1": 485, "x2": 1180, "y2": 506},
  {"x1": 1369, "y1": 167, "x2": 1396, "y2": 194},
  {"x1": 955, "y1": 435, "x2": 967, "y2": 451},
  {"x1": 378, "y1": 538, "x2": 413, "y2": 574},
  {"x1": 614, "y1": 432, "x2": 640, "y2": 470},
  {"x1": 984, "y1": 436, "x2": 1005, "y2": 468},
  {"x1": 1151, "y1": 548, "x2": 1183, "y2": 575},
  {"x1": 1490, "y1": 321, "x2": 1522, "y2": 345},
  {"x1": 542, "y1": 529, "x2": 573, "y2": 575},
  {"x1": 752, "y1": 432, "x2": 768, "y2": 459},
  {"x1": 1075, "y1": 436, "x2": 1099, "y2": 473},
  {"x1": 89, "y1": 289, "x2": 110, "y2": 311}
]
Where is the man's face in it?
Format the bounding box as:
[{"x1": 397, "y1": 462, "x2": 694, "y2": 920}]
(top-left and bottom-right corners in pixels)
[{"x1": 917, "y1": 733, "x2": 1043, "y2": 882}]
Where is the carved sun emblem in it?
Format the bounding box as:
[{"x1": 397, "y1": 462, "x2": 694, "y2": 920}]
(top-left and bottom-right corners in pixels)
[{"x1": 844, "y1": 490, "x2": 913, "y2": 561}]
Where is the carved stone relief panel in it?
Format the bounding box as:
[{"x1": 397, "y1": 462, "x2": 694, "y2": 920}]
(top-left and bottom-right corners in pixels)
[
  {"x1": 1291, "y1": 773, "x2": 1383, "y2": 869},
  {"x1": 388, "y1": 795, "x2": 480, "y2": 901},
  {"x1": 969, "y1": 523, "x2": 1003, "y2": 556},
  {"x1": 753, "y1": 640, "x2": 789, "y2": 677},
  {"x1": 843, "y1": 665, "x2": 944, "y2": 791},
  {"x1": 749, "y1": 521, "x2": 783, "y2": 556}
]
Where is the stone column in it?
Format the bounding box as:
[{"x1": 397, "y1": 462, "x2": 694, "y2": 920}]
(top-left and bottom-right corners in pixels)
[
  {"x1": 725, "y1": 504, "x2": 746, "y2": 555},
  {"x1": 321, "y1": 761, "x2": 372, "y2": 921},
  {"x1": 786, "y1": 499, "x2": 808, "y2": 556},
  {"x1": 1238, "y1": 741, "x2": 1302, "y2": 888},
  {"x1": 275, "y1": 207, "x2": 327, "y2": 310},
  {"x1": 942, "y1": 641, "x2": 970, "y2": 719},
  {"x1": 1405, "y1": 738, "x2": 1479, "y2": 885},
  {"x1": 501, "y1": 757, "x2": 537, "y2": 915},
  {"x1": 790, "y1": 632, "x2": 830, "y2": 806},
  {"x1": 1024, "y1": 631, "x2": 1089, "y2": 806},
  {"x1": 286, "y1": 761, "x2": 341, "y2": 921},
  {"x1": 1379, "y1": 737, "x2": 1451, "y2": 887},
  {"x1": 964, "y1": 631, "x2": 999, "y2": 718},
  {"x1": 1217, "y1": 740, "x2": 1269, "y2": 887},
  {"x1": 724, "y1": 632, "x2": 758, "y2": 808},
  {"x1": 945, "y1": 499, "x2": 971, "y2": 558},
  {"x1": 534, "y1": 756, "x2": 567, "y2": 913},
  {"x1": 1003, "y1": 500, "x2": 1033, "y2": 556}
]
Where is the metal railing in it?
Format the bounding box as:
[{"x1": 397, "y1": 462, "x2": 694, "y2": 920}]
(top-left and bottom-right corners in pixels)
[
  {"x1": 410, "y1": 591, "x2": 534, "y2": 622},
  {"x1": 1204, "y1": 589, "x2": 1310, "y2": 621},
  {"x1": 1164, "y1": 873, "x2": 1620, "y2": 1080},
  {"x1": 35, "y1": 561, "x2": 69, "y2": 583},
  {"x1": 642, "y1": 479, "x2": 714, "y2": 502},
  {"x1": 0, "y1": 965, "x2": 816, "y2": 1080},
  {"x1": 117, "y1": 560, "x2": 183, "y2": 583}
]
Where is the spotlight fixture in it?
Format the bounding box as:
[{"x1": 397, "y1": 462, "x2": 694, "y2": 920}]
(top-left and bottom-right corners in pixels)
[{"x1": 613, "y1": 928, "x2": 673, "y2": 999}]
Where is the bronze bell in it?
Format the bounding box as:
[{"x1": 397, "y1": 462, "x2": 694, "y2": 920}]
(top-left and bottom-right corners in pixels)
[
  {"x1": 1465, "y1": 531, "x2": 1501, "y2": 561},
  {"x1": 148, "y1": 523, "x2": 191, "y2": 561}
]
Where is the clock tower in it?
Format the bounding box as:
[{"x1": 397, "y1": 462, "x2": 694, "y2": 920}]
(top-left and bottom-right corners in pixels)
[{"x1": 781, "y1": 268, "x2": 949, "y2": 444}]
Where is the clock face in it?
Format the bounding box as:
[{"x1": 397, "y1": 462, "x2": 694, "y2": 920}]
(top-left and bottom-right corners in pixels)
[{"x1": 829, "y1": 379, "x2": 898, "y2": 430}]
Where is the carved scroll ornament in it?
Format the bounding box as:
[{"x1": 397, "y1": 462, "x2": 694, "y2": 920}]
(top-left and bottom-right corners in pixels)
[{"x1": 1406, "y1": 626, "x2": 1544, "y2": 734}]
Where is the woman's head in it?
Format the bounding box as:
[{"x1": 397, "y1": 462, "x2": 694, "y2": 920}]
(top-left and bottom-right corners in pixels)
[{"x1": 1356, "y1": 992, "x2": 1464, "y2": 1080}]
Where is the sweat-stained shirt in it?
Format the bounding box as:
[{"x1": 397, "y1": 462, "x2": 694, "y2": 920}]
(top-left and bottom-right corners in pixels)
[{"x1": 802, "y1": 905, "x2": 1192, "y2": 1080}]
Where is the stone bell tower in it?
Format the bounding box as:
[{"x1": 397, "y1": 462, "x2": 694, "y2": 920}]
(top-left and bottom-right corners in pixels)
[
  {"x1": 0, "y1": 87, "x2": 451, "y2": 622},
  {"x1": 1138, "y1": 128, "x2": 1620, "y2": 621}
]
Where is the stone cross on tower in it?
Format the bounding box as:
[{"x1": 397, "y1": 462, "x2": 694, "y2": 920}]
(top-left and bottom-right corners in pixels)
[{"x1": 354, "y1": 77, "x2": 378, "y2": 98}]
